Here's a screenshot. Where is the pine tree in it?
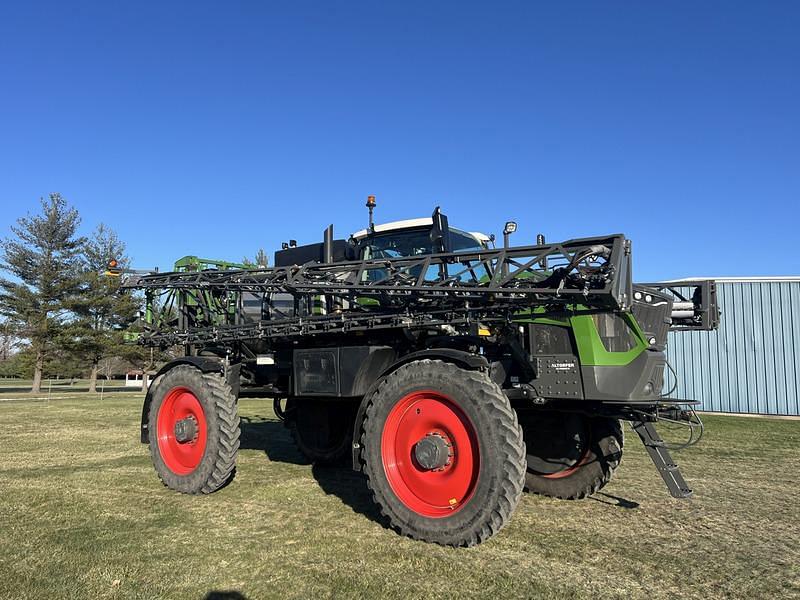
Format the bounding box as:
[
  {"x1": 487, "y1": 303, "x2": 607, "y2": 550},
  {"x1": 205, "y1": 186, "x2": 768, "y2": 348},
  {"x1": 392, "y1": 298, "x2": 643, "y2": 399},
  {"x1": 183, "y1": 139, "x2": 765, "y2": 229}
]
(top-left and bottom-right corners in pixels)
[
  {"x1": 67, "y1": 224, "x2": 141, "y2": 393},
  {"x1": 0, "y1": 194, "x2": 85, "y2": 392},
  {"x1": 0, "y1": 319, "x2": 14, "y2": 361}
]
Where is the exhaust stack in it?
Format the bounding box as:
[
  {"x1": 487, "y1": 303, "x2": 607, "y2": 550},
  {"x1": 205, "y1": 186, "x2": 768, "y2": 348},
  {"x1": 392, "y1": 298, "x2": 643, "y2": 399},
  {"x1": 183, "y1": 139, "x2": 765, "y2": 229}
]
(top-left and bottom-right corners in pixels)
[{"x1": 323, "y1": 225, "x2": 334, "y2": 264}]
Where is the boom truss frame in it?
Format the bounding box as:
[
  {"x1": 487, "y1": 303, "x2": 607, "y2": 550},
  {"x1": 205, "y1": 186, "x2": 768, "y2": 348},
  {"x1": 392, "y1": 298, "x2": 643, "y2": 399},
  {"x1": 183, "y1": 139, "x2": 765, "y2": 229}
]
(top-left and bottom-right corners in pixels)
[{"x1": 123, "y1": 234, "x2": 632, "y2": 348}]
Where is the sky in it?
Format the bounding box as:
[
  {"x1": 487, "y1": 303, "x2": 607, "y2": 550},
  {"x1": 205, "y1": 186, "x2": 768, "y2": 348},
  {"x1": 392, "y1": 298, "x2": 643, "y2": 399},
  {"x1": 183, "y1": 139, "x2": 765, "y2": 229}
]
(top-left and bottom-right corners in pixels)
[{"x1": 0, "y1": 1, "x2": 798, "y2": 280}]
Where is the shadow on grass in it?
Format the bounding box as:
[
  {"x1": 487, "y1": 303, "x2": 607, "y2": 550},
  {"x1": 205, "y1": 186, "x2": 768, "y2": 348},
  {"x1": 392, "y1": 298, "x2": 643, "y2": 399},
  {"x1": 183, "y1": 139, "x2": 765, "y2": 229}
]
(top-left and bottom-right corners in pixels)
[
  {"x1": 205, "y1": 592, "x2": 248, "y2": 600},
  {"x1": 589, "y1": 492, "x2": 640, "y2": 509},
  {"x1": 239, "y1": 416, "x2": 385, "y2": 527},
  {"x1": 240, "y1": 415, "x2": 307, "y2": 465},
  {"x1": 240, "y1": 415, "x2": 640, "y2": 522}
]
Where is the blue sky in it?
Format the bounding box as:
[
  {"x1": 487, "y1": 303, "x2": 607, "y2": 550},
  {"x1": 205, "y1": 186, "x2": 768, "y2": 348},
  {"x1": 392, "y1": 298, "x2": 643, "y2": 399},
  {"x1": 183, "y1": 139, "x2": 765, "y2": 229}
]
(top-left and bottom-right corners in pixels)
[{"x1": 1, "y1": 2, "x2": 798, "y2": 280}]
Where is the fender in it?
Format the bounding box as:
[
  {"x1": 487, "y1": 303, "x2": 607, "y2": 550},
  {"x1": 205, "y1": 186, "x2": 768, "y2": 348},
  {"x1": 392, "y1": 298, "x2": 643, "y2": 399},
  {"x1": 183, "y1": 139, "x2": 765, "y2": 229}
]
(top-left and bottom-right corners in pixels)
[
  {"x1": 349, "y1": 348, "x2": 489, "y2": 470},
  {"x1": 139, "y1": 356, "x2": 228, "y2": 443}
]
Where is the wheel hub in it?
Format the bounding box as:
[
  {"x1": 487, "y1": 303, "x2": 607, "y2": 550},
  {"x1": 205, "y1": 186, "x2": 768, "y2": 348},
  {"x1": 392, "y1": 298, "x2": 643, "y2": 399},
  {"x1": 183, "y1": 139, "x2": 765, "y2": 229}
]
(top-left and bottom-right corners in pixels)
[
  {"x1": 414, "y1": 433, "x2": 452, "y2": 471},
  {"x1": 156, "y1": 386, "x2": 208, "y2": 475},
  {"x1": 174, "y1": 415, "x2": 199, "y2": 444}
]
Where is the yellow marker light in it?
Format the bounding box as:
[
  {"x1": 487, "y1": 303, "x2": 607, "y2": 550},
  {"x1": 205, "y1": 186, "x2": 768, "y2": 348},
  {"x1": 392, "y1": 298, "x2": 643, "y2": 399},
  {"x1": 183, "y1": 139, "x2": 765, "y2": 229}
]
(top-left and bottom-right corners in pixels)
[{"x1": 478, "y1": 327, "x2": 491, "y2": 337}]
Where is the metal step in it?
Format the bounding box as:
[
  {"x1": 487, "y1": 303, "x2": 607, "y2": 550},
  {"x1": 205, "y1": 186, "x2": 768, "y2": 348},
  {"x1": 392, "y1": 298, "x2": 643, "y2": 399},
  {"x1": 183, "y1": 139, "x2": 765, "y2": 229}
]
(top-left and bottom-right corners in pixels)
[{"x1": 631, "y1": 419, "x2": 693, "y2": 499}]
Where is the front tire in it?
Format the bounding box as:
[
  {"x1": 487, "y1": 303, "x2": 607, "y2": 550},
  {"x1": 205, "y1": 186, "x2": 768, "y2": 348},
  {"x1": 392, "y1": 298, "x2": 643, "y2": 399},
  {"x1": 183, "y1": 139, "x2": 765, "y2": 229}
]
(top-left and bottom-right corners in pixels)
[
  {"x1": 148, "y1": 365, "x2": 240, "y2": 494},
  {"x1": 360, "y1": 360, "x2": 526, "y2": 547}
]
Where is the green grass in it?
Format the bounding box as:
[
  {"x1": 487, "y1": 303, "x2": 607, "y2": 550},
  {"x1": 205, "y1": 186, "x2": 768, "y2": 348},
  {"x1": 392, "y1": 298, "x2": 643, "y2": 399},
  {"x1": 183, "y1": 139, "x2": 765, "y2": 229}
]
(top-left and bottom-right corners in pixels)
[{"x1": 1, "y1": 394, "x2": 798, "y2": 599}]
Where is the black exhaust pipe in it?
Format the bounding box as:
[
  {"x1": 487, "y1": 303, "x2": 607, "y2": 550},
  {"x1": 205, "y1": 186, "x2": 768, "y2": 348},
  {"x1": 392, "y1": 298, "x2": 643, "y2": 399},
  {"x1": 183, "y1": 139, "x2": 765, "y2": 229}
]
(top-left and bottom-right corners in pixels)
[{"x1": 323, "y1": 224, "x2": 334, "y2": 264}]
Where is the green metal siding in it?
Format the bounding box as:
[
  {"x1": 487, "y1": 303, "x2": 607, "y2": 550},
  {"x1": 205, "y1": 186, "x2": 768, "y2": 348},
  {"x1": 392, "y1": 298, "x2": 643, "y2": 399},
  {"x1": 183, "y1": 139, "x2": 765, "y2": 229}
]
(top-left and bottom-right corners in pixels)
[{"x1": 665, "y1": 280, "x2": 800, "y2": 415}]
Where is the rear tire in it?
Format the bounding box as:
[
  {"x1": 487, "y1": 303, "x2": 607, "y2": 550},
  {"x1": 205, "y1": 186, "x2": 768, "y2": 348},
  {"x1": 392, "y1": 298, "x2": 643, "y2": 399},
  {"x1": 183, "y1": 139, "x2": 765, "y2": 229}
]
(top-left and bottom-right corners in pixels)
[
  {"x1": 360, "y1": 360, "x2": 525, "y2": 547},
  {"x1": 288, "y1": 398, "x2": 354, "y2": 465},
  {"x1": 148, "y1": 365, "x2": 240, "y2": 494},
  {"x1": 521, "y1": 413, "x2": 623, "y2": 500}
]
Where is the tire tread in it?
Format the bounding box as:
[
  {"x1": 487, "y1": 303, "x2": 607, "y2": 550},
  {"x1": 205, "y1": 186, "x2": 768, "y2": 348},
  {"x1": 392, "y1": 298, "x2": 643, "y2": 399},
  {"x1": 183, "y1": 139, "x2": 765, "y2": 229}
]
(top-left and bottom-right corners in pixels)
[{"x1": 148, "y1": 365, "x2": 240, "y2": 495}]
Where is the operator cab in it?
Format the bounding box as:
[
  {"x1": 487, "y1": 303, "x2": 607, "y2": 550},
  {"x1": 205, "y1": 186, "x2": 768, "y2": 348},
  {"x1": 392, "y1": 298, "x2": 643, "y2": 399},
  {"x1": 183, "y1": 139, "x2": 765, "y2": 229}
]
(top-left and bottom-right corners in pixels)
[
  {"x1": 270, "y1": 204, "x2": 493, "y2": 313},
  {"x1": 350, "y1": 212, "x2": 493, "y2": 283},
  {"x1": 351, "y1": 218, "x2": 491, "y2": 261},
  {"x1": 273, "y1": 204, "x2": 492, "y2": 268}
]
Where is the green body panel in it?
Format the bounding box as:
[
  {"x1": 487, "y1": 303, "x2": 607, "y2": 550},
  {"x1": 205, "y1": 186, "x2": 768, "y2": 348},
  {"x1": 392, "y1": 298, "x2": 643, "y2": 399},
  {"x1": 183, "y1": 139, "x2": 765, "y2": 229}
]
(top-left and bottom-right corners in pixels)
[
  {"x1": 513, "y1": 306, "x2": 647, "y2": 368},
  {"x1": 498, "y1": 269, "x2": 646, "y2": 367},
  {"x1": 512, "y1": 305, "x2": 568, "y2": 325},
  {"x1": 569, "y1": 312, "x2": 646, "y2": 367}
]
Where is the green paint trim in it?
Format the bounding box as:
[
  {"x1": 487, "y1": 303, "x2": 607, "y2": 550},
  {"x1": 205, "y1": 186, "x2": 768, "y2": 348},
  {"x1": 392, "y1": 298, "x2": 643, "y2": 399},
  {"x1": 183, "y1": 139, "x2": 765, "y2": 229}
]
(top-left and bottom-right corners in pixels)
[
  {"x1": 514, "y1": 310, "x2": 646, "y2": 367},
  {"x1": 571, "y1": 313, "x2": 646, "y2": 366},
  {"x1": 173, "y1": 256, "x2": 248, "y2": 272}
]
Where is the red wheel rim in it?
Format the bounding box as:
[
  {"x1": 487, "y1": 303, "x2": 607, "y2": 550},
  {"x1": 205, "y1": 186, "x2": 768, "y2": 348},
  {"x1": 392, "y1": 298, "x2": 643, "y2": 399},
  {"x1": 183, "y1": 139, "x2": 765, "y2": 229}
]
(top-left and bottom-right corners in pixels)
[
  {"x1": 381, "y1": 390, "x2": 480, "y2": 518},
  {"x1": 156, "y1": 386, "x2": 207, "y2": 475}
]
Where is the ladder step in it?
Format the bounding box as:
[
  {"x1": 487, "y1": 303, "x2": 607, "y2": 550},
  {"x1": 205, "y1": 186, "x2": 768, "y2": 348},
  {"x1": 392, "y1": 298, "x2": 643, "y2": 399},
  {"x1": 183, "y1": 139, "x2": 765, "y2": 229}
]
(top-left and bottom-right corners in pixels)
[
  {"x1": 642, "y1": 441, "x2": 666, "y2": 448},
  {"x1": 631, "y1": 419, "x2": 693, "y2": 500}
]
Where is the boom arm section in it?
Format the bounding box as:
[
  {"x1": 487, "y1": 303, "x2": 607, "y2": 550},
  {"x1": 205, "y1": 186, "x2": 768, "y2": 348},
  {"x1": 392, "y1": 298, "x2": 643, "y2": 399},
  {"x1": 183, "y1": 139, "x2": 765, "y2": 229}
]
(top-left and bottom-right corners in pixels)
[
  {"x1": 640, "y1": 280, "x2": 720, "y2": 331},
  {"x1": 123, "y1": 234, "x2": 632, "y2": 348}
]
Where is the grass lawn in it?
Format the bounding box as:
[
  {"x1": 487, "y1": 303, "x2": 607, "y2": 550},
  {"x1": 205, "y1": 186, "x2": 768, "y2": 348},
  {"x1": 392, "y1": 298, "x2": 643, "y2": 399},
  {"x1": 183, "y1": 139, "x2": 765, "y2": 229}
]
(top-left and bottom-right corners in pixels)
[{"x1": 0, "y1": 394, "x2": 798, "y2": 599}]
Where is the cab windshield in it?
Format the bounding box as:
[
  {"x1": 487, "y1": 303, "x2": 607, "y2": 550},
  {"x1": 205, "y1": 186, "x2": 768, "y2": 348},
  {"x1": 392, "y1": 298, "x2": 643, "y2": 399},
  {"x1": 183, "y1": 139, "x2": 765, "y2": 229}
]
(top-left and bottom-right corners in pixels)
[{"x1": 362, "y1": 228, "x2": 485, "y2": 260}]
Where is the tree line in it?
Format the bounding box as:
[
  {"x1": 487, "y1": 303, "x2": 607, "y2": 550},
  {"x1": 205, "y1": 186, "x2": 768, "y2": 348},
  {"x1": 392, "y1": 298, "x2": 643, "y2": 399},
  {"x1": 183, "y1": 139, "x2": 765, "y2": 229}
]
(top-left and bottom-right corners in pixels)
[{"x1": 0, "y1": 194, "x2": 145, "y2": 393}]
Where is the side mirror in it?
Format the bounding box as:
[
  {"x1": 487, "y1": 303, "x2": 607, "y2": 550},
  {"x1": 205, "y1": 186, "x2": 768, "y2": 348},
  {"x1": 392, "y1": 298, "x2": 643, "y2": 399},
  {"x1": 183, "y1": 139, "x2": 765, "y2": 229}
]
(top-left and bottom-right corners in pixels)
[
  {"x1": 345, "y1": 237, "x2": 358, "y2": 261},
  {"x1": 430, "y1": 206, "x2": 451, "y2": 254}
]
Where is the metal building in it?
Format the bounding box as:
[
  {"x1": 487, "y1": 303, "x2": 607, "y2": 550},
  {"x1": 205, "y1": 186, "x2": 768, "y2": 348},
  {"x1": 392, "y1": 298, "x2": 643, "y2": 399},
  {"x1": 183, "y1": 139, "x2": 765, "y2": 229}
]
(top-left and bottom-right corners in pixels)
[{"x1": 664, "y1": 277, "x2": 800, "y2": 416}]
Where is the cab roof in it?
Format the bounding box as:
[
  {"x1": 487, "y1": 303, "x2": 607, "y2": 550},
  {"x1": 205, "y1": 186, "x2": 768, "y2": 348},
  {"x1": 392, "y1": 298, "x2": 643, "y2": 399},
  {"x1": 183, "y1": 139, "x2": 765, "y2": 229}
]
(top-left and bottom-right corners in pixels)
[{"x1": 351, "y1": 218, "x2": 490, "y2": 243}]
